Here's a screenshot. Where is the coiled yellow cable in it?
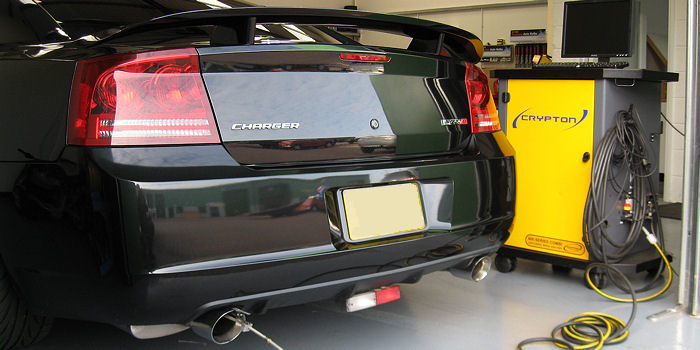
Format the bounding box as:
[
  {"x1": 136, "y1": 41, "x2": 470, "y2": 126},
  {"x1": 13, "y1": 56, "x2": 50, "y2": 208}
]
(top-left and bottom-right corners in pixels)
[{"x1": 518, "y1": 227, "x2": 672, "y2": 350}]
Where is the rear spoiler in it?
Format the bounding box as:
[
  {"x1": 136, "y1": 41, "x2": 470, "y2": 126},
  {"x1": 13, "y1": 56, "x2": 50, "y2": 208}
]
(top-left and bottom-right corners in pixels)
[{"x1": 95, "y1": 7, "x2": 484, "y2": 63}]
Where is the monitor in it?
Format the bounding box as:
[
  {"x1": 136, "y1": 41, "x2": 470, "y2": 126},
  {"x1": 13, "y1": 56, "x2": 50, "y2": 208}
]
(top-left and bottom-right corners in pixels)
[{"x1": 562, "y1": 0, "x2": 633, "y2": 62}]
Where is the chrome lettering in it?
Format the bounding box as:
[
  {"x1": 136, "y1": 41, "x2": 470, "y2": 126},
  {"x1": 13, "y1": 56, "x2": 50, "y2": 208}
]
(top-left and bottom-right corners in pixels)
[{"x1": 231, "y1": 122, "x2": 301, "y2": 130}]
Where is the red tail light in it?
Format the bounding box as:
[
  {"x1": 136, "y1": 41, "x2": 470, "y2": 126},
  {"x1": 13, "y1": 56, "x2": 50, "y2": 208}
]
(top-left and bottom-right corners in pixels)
[
  {"x1": 68, "y1": 48, "x2": 220, "y2": 146},
  {"x1": 465, "y1": 63, "x2": 500, "y2": 133},
  {"x1": 339, "y1": 53, "x2": 391, "y2": 62}
]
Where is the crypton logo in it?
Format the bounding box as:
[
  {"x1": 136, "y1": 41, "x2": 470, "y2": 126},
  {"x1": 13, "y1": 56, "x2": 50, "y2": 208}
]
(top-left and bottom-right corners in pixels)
[
  {"x1": 512, "y1": 109, "x2": 588, "y2": 130},
  {"x1": 232, "y1": 122, "x2": 300, "y2": 130}
]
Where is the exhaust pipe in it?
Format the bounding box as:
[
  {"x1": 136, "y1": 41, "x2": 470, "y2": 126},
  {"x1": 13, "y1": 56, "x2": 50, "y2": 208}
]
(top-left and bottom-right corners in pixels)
[
  {"x1": 190, "y1": 308, "x2": 285, "y2": 349},
  {"x1": 449, "y1": 255, "x2": 492, "y2": 282},
  {"x1": 190, "y1": 309, "x2": 247, "y2": 345},
  {"x1": 470, "y1": 256, "x2": 492, "y2": 281}
]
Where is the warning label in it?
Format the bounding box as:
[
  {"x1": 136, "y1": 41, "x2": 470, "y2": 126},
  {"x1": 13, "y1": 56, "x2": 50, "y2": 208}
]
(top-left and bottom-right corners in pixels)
[{"x1": 525, "y1": 235, "x2": 585, "y2": 256}]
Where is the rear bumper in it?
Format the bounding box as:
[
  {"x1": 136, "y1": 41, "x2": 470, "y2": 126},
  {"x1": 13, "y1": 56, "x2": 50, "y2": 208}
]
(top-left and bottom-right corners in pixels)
[
  {"x1": 16, "y1": 228, "x2": 505, "y2": 326},
  {"x1": 165, "y1": 235, "x2": 502, "y2": 322},
  {"x1": 2, "y1": 141, "x2": 514, "y2": 326}
]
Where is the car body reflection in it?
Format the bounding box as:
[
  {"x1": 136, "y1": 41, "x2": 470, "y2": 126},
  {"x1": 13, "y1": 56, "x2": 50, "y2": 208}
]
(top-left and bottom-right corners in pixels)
[
  {"x1": 356, "y1": 135, "x2": 396, "y2": 153},
  {"x1": 279, "y1": 139, "x2": 336, "y2": 150}
]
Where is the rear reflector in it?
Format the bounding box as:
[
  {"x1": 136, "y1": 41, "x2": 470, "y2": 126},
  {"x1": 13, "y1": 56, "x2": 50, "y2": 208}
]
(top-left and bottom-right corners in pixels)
[
  {"x1": 346, "y1": 285, "x2": 401, "y2": 312},
  {"x1": 67, "y1": 48, "x2": 220, "y2": 146},
  {"x1": 375, "y1": 285, "x2": 401, "y2": 305},
  {"x1": 339, "y1": 53, "x2": 391, "y2": 62},
  {"x1": 465, "y1": 62, "x2": 500, "y2": 133}
]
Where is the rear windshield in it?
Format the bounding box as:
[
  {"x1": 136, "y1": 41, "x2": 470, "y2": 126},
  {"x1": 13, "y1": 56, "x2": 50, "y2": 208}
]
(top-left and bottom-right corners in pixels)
[
  {"x1": 253, "y1": 24, "x2": 438, "y2": 54},
  {"x1": 104, "y1": 21, "x2": 442, "y2": 57},
  {"x1": 38, "y1": 0, "x2": 251, "y2": 38},
  {"x1": 1, "y1": 0, "x2": 68, "y2": 44},
  {"x1": 255, "y1": 24, "x2": 342, "y2": 45}
]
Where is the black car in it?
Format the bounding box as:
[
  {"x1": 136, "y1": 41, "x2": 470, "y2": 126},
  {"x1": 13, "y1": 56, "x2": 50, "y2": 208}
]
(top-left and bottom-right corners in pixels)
[{"x1": 0, "y1": 0, "x2": 514, "y2": 348}]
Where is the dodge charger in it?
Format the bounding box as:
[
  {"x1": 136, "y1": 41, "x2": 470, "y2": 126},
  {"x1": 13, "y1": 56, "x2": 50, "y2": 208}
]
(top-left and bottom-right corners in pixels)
[{"x1": 0, "y1": 0, "x2": 514, "y2": 348}]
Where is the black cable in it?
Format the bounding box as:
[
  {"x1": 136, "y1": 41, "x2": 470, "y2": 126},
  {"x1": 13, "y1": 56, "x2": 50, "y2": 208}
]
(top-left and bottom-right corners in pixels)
[
  {"x1": 582, "y1": 105, "x2": 672, "y2": 303},
  {"x1": 660, "y1": 111, "x2": 685, "y2": 137},
  {"x1": 517, "y1": 337, "x2": 575, "y2": 350},
  {"x1": 521, "y1": 106, "x2": 671, "y2": 349},
  {"x1": 583, "y1": 107, "x2": 661, "y2": 266}
]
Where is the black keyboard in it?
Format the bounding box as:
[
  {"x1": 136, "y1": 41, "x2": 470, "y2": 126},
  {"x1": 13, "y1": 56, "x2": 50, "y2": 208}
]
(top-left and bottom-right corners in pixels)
[{"x1": 532, "y1": 61, "x2": 629, "y2": 69}]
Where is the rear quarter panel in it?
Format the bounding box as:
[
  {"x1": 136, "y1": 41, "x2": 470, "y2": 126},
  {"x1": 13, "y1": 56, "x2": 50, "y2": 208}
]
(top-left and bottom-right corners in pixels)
[{"x1": 0, "y1": 59, "x2": 74, "y2": 164}]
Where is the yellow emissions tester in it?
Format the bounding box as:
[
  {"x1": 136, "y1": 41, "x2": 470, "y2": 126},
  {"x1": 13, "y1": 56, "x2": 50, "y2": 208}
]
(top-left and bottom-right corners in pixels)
[{"x1": 491, "y1": 68, "x2": 677, "y2": 288}]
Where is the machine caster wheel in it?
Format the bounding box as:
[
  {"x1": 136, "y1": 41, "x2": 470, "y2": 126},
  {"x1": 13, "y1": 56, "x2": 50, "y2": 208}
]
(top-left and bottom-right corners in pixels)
[
  {"x1": 552, "y1": 265, "x2": 573, "y2": 275},
  {"x1": 585, "y1": 269, "x2": 607, "y2": 290},
  {"x1": 495, "y1": 255, "x2": 517, "y2": 273}
]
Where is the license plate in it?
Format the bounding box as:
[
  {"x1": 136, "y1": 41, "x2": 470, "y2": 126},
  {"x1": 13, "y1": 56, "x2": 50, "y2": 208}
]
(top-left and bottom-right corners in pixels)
[{"x1": 341, "y1": 183, "x2": 426, "y2": 242}]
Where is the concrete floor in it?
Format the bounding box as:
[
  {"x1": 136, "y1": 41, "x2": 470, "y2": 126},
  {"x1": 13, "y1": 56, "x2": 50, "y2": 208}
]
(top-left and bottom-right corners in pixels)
[{"x1": 28, "y1": 218, "x2": 699, "y2": 349}]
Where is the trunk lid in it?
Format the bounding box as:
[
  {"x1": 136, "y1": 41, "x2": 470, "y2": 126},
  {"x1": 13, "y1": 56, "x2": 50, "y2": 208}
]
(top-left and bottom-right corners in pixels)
[{"x1": 199, "y1": 45, "x2": 472, "y2": 166}]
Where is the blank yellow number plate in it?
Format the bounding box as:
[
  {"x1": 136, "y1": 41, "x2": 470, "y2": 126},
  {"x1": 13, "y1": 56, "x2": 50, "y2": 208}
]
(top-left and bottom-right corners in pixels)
[{"x1": 342, "y1": 183, "x2": 426, "y2": 241}]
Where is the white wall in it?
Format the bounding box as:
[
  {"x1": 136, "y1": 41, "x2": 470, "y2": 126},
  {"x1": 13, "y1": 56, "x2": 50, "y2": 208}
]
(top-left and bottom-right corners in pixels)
[
  {"x1": 250, "y1": 1, "x2": 548, "y2": 46},
  {"x1": 547, "y1": 0, "x2": 581, "y2": 61},
  {"x1": 481, "y1": 5, "x2": 548, "y2": 45},
  {"x1": 415, "y1": 10, "x2": 482, "y2": 39},
  {"x1": 663, "y1": 0, "x2": 688, "y2": 203},
  {"x1": 411, "y1": 4, "x2": 546, "y2": 45},
  {"x1": 358, "y1": 1, "x2": 547, "y2": 46}
]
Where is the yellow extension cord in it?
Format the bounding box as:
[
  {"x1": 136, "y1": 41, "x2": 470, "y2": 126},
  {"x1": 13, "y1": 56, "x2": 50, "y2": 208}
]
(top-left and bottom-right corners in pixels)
[{"x1": 519, "y1": 227, "x2": 673, "y2": 350}]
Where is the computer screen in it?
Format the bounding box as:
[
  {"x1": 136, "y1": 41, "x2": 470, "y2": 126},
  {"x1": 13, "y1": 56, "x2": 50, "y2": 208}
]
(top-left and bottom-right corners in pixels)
[{"x1": 562, "y1": 0, "x2": 633, "y2": 60}]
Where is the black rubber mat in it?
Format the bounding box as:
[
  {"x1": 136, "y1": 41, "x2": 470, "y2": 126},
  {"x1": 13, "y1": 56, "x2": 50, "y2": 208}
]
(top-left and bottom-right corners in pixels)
[{"x1": 658, "y1": 202, "x2": 682, "y2": 220}]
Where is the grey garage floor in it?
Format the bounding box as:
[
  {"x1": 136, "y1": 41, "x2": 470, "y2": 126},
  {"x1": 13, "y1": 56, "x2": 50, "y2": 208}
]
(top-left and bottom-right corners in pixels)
[{"x1": 28, "y1": 218, "x2": 699, "y2": 349}]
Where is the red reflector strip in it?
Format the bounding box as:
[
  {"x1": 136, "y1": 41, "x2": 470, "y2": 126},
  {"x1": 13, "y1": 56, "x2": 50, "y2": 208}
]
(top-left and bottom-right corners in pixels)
[
  {"x1": 339, "y1": 53, "x2": 391, "y2": 62},
  {"x1": 346, "y1": 285, "x2": 401, "y2": 312},
  {"x1": 375, "y1": 285, "x2": 401, "y2": 305}
]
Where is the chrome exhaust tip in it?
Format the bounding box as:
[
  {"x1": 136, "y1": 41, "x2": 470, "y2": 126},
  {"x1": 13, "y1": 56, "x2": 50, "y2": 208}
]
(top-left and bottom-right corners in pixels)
[
  {"x1": 470, "y1": 256, "x2": 491, "y2": 282},
  {"x1": 448, "y1": 255, "x2": 492, "y2": 282},
  {"x1": 190, "y1": 309, "x2": 247, "y2": 345}
]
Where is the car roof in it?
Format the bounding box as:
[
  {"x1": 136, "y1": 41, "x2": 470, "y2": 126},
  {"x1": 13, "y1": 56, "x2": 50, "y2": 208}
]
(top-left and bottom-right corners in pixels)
[{"x1": 36, "y1": 0, "x2": 255, "y2": 38}]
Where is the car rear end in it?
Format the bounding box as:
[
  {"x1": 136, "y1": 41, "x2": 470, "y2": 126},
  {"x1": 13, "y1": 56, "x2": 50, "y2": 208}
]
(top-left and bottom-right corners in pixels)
[{"x1": 0, "y1": 5, "x2": 514, "y2": 341}]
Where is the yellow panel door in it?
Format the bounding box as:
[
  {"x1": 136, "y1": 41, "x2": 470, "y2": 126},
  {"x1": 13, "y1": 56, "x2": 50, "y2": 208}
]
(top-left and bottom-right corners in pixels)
[{"x1": 504, "y1": 79, "x2": 595, "y2": 260}]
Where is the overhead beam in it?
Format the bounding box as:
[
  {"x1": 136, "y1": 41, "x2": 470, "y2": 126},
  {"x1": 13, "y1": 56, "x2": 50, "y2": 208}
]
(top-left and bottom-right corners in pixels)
[{"x1": 356, "y1": 0, "x2": 547, "y2": 15}]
